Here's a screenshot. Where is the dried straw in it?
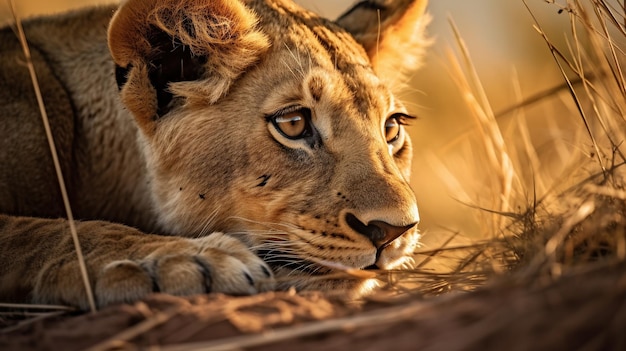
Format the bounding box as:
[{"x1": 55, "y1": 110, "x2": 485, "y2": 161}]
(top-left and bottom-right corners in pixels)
[{"x1": 6, "y1": 0, "x2": 96, "y2": 313}]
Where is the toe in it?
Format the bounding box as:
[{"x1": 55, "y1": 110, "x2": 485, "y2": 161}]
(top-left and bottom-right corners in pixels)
[{"x1": 95, "y1": 260, "x2": 152, "y2": 307}]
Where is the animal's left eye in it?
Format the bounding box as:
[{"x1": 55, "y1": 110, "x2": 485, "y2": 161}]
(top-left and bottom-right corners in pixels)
[
  {"x1": 384, "y1": 117, "x2": 401, "y2": 143},
  {"x1": 270, "y1": 108, "x2": 313, "y2": 140}
]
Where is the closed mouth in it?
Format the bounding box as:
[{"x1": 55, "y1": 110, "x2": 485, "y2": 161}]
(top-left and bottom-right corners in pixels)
[
  {"x1": 258, "y1": 249, "x2": 330, "y2": 275},
  {"x1": 258, "y1": 249, "x2": 376, "y2": 276}
]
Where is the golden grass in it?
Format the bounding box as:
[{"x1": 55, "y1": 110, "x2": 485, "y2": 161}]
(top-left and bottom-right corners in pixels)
[{"x1": 413, "y1": 0, "x2": 626, "y2": 290}]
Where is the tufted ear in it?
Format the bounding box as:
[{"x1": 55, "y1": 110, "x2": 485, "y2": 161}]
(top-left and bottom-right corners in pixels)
[
  {"x1": 108, "y1": 0, "x2": 270, "y2": 132},
  {"x1": 336, "y1": 0, "x2": 430, "y2": 84}
]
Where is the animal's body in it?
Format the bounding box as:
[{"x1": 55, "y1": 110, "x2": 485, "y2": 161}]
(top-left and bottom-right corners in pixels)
[{"x1": 0, "y1": 0, "x2": 429, "y2": 309}]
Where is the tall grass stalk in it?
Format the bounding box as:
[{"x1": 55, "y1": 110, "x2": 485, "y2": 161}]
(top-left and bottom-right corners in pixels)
[{"x1": 7, "y1": 0, "x2": 96, "y2": 313}]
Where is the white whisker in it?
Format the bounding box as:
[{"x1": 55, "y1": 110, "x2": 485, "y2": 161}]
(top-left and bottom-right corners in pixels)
[
  {"x1": 194, "y1": 207, "x2": 220, "y2": 238},
  {"x1": 281, "y1": 58, "x2": 299, "y2": 80},
  {"x1": 284, "y1": 43, "x2": 306, "y2": 77}
]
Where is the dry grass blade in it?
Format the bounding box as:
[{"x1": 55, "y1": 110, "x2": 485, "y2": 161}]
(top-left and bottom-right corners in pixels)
[
  {"x1": 0, "y1": 311, "x2": 67, "y2": 334},
  {"x1": 495, "y1": 76, "x2": 586, "y2": 118},
  {"x1": 0, "y1": 303, "x2": 74, "y2": 311},
  {"x1": 85, "y1": 307, "x2": 179, "y2": 351},
  {"x1": 544, "y1": 201, "x2": 595, "y2": 262},
  {"x1": 572, "y1": 0, "x2": 626, "y2": 162},
  {"x1": 594, "y1": 3, "x2": 626, "y2": 96},
  {"x1": 7, "y1": 0, "x2": 96, "y2": 313},
  {"x1": 444, "y1": 17, "x2": 524, "y2": 234},
  {"x1": 158, "y1": 300, "x2": 431, "y2": 351},
  {"x1": 525, "y1": 2, "x2": 605, "y2": 169},
  {"x1": 414, "y1": 230, "x2": 461, "y2": 269},
  {"x1": 585, "y1": 183, "x2": 626, "y2": 199}
]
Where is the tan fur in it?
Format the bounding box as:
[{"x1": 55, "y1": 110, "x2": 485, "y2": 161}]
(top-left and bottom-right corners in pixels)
[{"x1": 0, "y1": 0, "x2": 428, "y2": 308}]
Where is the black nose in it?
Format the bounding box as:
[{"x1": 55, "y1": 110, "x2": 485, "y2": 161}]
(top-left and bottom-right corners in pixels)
[{"x1": 345, "y1": 213, "x2": 417, "y2": 250}]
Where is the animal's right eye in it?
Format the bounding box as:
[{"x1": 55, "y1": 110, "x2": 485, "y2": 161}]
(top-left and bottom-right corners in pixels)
[
  {"x1": 384, "y1": 117, "x2": 401, "y2": 143},
  {"x1": 269, "y1": 108, "x2": 313, "y2": 140}
]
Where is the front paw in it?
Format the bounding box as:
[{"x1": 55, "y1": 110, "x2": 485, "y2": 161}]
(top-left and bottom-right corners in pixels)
[{"x1": 93, "y1": 233, "x2": 275, "y2": 307}]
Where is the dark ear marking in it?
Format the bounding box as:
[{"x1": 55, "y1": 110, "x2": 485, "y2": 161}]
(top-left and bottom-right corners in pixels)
[
  {"x1": 115, "y1": 64, "x2": 131, "y2": 90},
  {"x1": 336, "y1": 1, "x2": 387, "y2": 22},
  {"x1": 146, "y1": 26, "x2": 207, "y2": 118}
]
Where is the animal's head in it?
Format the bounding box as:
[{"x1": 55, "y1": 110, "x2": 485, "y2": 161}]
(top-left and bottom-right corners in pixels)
[{"x1": 108, "y1": 0, "x2": 429, "y2": 294}]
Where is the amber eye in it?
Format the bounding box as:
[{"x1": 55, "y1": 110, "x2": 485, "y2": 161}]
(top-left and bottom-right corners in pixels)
[
  {"x1": 384, "y1": 117, "x2": 401, "y2": 143},
  {"x1": 270, "y1": 108, "x2": 312, "y2": 140}
]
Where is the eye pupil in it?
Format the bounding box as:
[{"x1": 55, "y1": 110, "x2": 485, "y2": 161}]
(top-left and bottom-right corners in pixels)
[
  {"x1": 272, "y1": 109, "x2": 311, "y2": 139},
  {"x1": 385, "y1": 117, "x2": 400, "y2": 143}
]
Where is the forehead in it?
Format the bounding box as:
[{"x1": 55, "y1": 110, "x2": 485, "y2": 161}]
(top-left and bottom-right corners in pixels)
[{"x1": 251, "y1": 0, "x2": 395, "y2": 116}]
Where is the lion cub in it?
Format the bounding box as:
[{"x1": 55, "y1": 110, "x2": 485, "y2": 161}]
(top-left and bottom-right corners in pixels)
[{"x1": 0, "y1": 0, "x2": 429, "y2": 309}]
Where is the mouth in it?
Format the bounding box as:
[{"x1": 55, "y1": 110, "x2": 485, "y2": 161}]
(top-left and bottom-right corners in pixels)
[
  {"x1": 258, "y1": 249, "x2": 379, "y2": 277},
  {"x1": 257, "y1": 249, "x2": 327, "y2": 275}
]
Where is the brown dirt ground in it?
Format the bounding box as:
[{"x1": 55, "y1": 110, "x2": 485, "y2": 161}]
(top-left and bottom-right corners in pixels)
[{"x1": 2, "y1": 260, "x2": 625, "y2": 351}]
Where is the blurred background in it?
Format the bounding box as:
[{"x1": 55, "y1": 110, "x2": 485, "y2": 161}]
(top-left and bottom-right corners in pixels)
[{"x1": 0, "y1": 1, "x2": 585, "y2": 245}]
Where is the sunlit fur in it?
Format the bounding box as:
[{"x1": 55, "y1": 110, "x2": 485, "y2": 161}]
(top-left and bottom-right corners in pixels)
[{"x1": 0, "y1": 0, "x2": 428, "y2": 308}]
